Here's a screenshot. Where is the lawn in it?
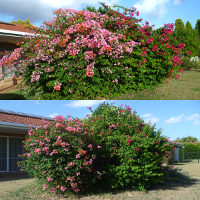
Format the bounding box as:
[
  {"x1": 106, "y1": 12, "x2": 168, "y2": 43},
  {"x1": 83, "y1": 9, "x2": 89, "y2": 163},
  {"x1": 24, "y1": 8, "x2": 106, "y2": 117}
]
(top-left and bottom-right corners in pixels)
[
  {"x1": 0, "y1": 70, "x2": 199, "y2": 100},
  {"x1": 113, "y1": 70, "x2": 200, "y2": 100},
  {"x1": 1, "y1": 161, "x2": 200, "y2": 200}
]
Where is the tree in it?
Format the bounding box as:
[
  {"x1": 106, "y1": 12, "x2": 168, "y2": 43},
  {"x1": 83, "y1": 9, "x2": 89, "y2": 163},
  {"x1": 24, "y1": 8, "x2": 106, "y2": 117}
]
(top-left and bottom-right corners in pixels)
[
  {"x1": 175, "y1": 19, "x2": 185, "y2": 33},
  {"x1": 185, "y1": 21, "x2": 193, "y2": 33},
  {"x1": 178, "y1": 136, "x2": 198, "y2": 143},
  {"x1": 11, "y1": 18, "x2": 32, "y2": 25},
  {"x1": 195, "y1": 19, "x2": 200, "y2": 38},
  {"x1": 185, "y1": 21, "x2": 200, "y2": 56}
]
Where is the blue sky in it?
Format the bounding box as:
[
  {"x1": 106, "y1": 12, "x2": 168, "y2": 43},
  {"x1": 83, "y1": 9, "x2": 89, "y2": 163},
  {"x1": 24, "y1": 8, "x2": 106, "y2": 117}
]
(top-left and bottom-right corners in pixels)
[
  {"x1": 0, "y1": 100, "x2": 199, "y2": 141},
  {"x1": 0, "y1": 0, "x2": 199, "y2": 29}
]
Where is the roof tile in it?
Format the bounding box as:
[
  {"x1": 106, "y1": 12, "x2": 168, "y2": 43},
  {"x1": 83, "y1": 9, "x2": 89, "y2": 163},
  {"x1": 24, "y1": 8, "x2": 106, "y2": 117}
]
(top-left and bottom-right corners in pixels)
[
  {"x1": 0, "y1": 22, "x2": 33, "y2": 33},
  {"x1": 0, "y1": 111, "x2": 52, "y2": 126}
]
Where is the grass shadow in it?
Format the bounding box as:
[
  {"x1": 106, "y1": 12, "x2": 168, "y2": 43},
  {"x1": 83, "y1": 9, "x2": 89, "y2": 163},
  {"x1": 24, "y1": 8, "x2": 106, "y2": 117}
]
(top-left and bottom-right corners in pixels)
[
  {"x1": 77, "y1": 166, "x2": 199, "y2": 199},
  {"x1": 0, "y1": 93, "x2": 27, "y2": 100},
  {"x1": 151, "y1": 166, "x2": 199, "y2": 191}
]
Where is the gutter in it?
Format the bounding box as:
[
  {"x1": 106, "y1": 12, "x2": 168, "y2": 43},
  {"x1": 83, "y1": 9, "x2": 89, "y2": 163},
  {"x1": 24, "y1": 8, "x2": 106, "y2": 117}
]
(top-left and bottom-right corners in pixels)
[
  {"x1": 0, "y1": 29, "x2": 34, "y2": 37},
  {"x1": 0, "y1": 121, "x2": 37, "y2": 130}
]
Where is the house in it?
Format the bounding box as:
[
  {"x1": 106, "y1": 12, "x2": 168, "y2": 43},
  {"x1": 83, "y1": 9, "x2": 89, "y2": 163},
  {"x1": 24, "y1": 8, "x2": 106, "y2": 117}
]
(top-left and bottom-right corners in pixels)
[
  {"x1": 0, "y1": 109, "x2": 53, "y2": 172},
  {"x1": 0, "y1": 21, "x2": 33, "y2": 78},
  {"x1": 168, "y1": 140, "x2": 184, "y2": 162}
]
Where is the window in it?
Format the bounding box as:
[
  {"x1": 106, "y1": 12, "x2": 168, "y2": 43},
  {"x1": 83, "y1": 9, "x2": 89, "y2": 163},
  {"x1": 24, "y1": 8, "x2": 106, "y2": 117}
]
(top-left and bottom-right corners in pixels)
[
  {"x1": 0, "y1": 137, "x2": 7, "y2": 171},
  {"x1": 0, "y1": 137, "x2": 23, "y2": 172}
]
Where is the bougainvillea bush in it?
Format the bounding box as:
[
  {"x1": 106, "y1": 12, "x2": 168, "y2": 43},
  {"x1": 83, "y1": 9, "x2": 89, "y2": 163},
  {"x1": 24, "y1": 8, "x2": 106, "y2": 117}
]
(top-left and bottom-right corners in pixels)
[
  {"x1": 0, "y1": 3, "x2": 188, "y2": 99},
  {"x1": 19, "y1": 103, "x2": 173, "y2": 195}
]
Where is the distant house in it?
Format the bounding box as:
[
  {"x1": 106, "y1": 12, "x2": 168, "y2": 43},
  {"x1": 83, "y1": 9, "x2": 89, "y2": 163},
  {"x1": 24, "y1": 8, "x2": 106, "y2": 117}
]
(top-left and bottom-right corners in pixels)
[
  {"x1": 0, "y1": 109, "x2": 53, "y2": 172},
  {"x1": 0, "y1": 21, "x2": 33, "y2": 78},
  {"x1": 168, "y1": 140, "x2": 184, "y2": 162}
]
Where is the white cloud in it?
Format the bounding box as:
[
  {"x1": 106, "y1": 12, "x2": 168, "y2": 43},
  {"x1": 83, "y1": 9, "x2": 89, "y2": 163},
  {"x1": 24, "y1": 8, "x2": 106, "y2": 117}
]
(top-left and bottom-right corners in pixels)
[
  {"x1": 142, "y1": 113, "x2": 159, "y2": 124},
  {"x1": 185, "y1": 113, "x2": 200, "y2": 126},
  {"x1": 48, "y1": 113, "x2": 58, "y2": 118},
  {"x1": 134, "y1": 0, "x2": 170, "y2": 18},
  {"x1": 41, "y1": 0, "x2": 119, "y2": 8},
  {"x1": 64, "y1": 100, "x2": 105, "y2": 108},
  {"x1": 174, "y1": 0, "x2": 184, "y2": 5},
  {"x1": 142, "y1": 113, "x2": 152, "y2": 118},
  {"x1": 0, "y1": 0, "x2": 120, "y2": 24},
  {"x1": 164, "y1": 114, "x2": 184, "y2": 124},
  {"x1": 144, "y1": 117, "x2": 159, "y2": 124}
]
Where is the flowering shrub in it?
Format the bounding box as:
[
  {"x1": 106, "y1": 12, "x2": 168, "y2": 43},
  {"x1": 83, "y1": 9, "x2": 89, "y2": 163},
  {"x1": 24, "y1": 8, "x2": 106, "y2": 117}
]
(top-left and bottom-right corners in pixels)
[
  {"x1": 19, "y1": 116, "x2": 102, "y2": 193},
  {"x1": 85, "y1": 103, "x2": 173, "y2": 190},
  {"x1": 19, "y1": 103, "x2": 173, "y2": 195},
  {"x1": 0, "y1": 3, "x2": 187, "y2": 99}
]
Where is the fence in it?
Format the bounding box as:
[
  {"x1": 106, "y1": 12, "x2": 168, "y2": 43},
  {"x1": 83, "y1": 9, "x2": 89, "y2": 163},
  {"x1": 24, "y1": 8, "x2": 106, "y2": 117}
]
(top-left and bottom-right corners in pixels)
[{"x1": 184, "y1": 151, "x2": 200, "y2": 163}]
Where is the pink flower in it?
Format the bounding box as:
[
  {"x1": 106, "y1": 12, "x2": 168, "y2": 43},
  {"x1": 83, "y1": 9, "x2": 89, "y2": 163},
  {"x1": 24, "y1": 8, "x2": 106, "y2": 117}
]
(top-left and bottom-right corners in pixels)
[
  {"x1": 45, "y1": 137, "x2": 50, "y2": 142},
  {"x1": 68, "y1": 162, "x2": 74, "y2": 167},
  {"x1": 127, "y1": 139, "x2": 133, "y2": 145},
  {"x1": 49, "y1": 187, "x2": 55, "y2": 192},
  {"x1": 86, "y1": 70, "x2": 94, "y2": 77},
  {"x1": 60, "y1": 186, "x2": 67, "y2": 192},
  {"x1": 47, "y1": 177, "x2": 53, "y2": 182},
  {"x1": 76, "y1": 154, "x2": 80, "y2": 159},
  {"x1": 109, "y1": 124, "x2": 116, "y2": 129},
  {"x1": 61, "y1": 142, "x2": 68, "y2": 147},
  {"x1": 76, "y1": 172, "x2": 80, "y2": 176},
  {"x1": 56, "y1": 123, "x2": 63, "y2": 128},
  {"x1": 50, "y1": 149, "x2": 58, "y2": 156},
  {"x1": 54, "y1": 115, "x2": 65, "y2": 121},
  {"x1": 141, "y1": 51, "x2": 147, "y2": 57},
  {"x1": 54, "y1": 81, "x2": 62, "y2": 91},
  {"x1": 43, "y1": 184, "x2": 48, "y2": 190},
  {"x1": 87, "y1": 106, "x2": 92, "y2": 111},
  {"x1": 134, "y1": 147, "x2": 140, "y2": 152},
  {"x1": 34, "y1": 148, "x2": 41, "y2": 155},
  {"x1": 97, "y1": 146, "x2": 102, "y2": 149},
  {"x1": 28, "y1": 130, "x2": 34, "y2": 136},
  {"x1": 152, "y1": 45, "x2": 158, "y2": 51},
  {"x1": 64, "y1": 146, "x2": 70, "y2": 151},
  {"x1": 42, "y1": 170, "x2": 46, "y2": 175},
  {"x1": 27, "y1": 153, "x2": 32, "y2": 157}
]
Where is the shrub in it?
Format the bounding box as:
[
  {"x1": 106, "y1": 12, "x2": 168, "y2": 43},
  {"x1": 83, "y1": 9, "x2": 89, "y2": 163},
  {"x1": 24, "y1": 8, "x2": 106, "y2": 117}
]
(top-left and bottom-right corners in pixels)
[
  {"x1": 19, "y1": 103, "x2": 173, "y2": 195},
  {"x1": 181, "y1": 56, "x2": 200, "y2": 70},
  {"x1": 85, "y1": 103, "x2": 173, "y2": 190},
  {"x1": 19, "y1": 116, "x2": 102, "y2": 193},
  {"x1": 179, "y1": 142, "x2": 200, "y2": 161},
  {"x1": 0, "y1": 3, "x2": 187, "y2": 99}
]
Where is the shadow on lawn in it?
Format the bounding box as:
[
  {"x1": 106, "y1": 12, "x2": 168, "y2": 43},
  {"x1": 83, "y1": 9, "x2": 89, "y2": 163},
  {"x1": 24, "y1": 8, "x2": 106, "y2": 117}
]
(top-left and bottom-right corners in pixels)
[
  {"x1": 152, "y1": 167, "x2": 199, "y2": 191},
  {"x1": 0, "y1": 93, "x2": 26, "y2": 100},
  {"x1": 77, "y1": 166, "x2": 199, "y2": 198},
  {"x1": 0, "y1": 172, "x2": 29, "y2": 182}
]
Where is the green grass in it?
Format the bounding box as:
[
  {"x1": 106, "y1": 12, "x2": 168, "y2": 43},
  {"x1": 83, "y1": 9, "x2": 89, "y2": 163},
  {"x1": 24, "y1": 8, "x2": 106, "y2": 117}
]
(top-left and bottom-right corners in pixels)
[
  {"x1": 112, "y1": 70, "x2": 200, "y2": 100},
  {"x1": 0, "y1": 70, "x2": 199, "y2": 100}
]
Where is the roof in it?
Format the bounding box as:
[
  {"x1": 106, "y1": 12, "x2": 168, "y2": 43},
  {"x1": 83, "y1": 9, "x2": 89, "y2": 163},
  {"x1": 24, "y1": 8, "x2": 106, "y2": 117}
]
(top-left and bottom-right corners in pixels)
[
  {"x1": 0, "y1": 109, "x2": 53, "y2": 126},
  {"x1": 0, "y1": 21, "x2": 33, "y2": 33},
  {"x1": 168, "y1": 139, "x2": 184, "y2": 148}
]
